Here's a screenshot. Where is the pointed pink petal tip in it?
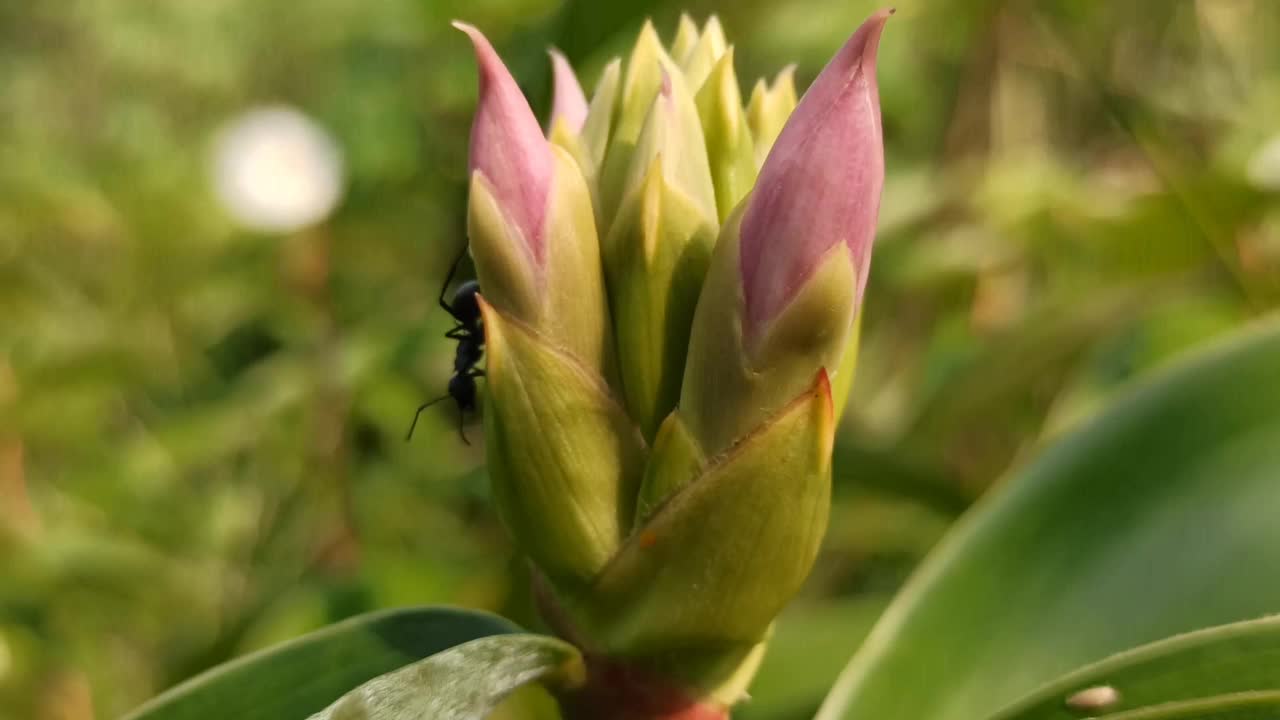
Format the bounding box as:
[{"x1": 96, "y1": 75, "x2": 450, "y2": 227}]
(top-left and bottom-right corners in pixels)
[
  {"x1": 454, "y1": 20, "x2": 553, "y2": 266},
  {"x1": 738, "y1": 9, "x2": 892, "y2": 343},
  {"x1": 548, "y1": 48, "x2": 589, "y2": 134}
]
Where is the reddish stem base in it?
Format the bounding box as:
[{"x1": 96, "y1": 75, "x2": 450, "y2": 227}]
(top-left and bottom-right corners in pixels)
[{"x1": 557, "y1": 657, "x2": 729, "y2": 720}]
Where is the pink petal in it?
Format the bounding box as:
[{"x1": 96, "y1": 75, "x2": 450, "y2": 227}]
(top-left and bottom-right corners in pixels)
[
  {"x1": 548, "y1": 48, "x2": 589, "y2": 134},
  {"x1": 739, "y1": 9, "x2": 891, "y2": 340},
  {"x1": 455, "y1": 21, "x2": 553, "y2": 266}
]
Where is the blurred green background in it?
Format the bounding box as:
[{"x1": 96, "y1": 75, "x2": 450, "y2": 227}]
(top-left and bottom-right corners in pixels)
[{"x1": 2, "y1": 1, "x2": 1279, "y2": 719}]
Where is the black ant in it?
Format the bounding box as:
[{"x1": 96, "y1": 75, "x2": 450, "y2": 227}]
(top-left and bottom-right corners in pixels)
[{"x1": 406, "y1": 250, "x2": 485, "y2": 444}]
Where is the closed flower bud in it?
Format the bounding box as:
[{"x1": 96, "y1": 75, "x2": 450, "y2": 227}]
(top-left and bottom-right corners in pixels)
[
  {"x1": 548, "y1": 49, "x2": 589, "y2": 136},
  {"x1": 679, "y1": 16, "x2": 728, "y2": 91},
  {"x1": 681, "y1": 9, "x2": 890, "y2": 456},
  {"x1": 599, "y1": 21, "x2": 676, "y2": 229},
  {"x1": 669, "y1": 14, "x2": 699, "y2": 66},
  {"x1": 449, "y1": 12, "x2": 893, "y2": 716},
  {"x1": 457, "y1": 21, "x2": 551, "y2": 286},
  {"x1": 457, "y1": 23, "x2": 636, "y2": 589},
  {"x1": 456, "y1": 22, "x2": 613, "y2": 376},
  {"x1": 579, "y1": 58, "x2": 622, "y2": 174},
  {"x1": 695, "y1": 48, "x2": 757, "y2": 221},
  {"x1": 603, "y1": 68, "x2": 718, "y2": 439},
  {"x1": 746, "y1": 66, "x2": 798, "y2": 168}
]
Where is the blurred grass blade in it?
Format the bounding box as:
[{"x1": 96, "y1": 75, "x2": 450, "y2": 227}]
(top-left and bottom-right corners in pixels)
[
  {"x1": 989, "y1": 615, "x2": 1280, "y2": 720},
  {"x1": 123, "y1": 607, "x2": 521, "y2": 720},
  {"x1": 817, "y1": 318, "x2": 1280, "y2": 720},
  {"x1": 308, "y1": 634, "x2": 583, "y2": 720}
]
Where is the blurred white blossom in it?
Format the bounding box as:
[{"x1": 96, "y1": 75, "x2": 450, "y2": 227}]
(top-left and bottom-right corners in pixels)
[
  {"x1": 1246, "y1": 135, "x2": 1280, "y2": 191},
  {"x1": 212, "y1": 106, "x2": 345, "y2": 232}
]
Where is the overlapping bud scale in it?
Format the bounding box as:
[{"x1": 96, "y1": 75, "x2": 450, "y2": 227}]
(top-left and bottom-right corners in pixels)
[{"x1": 454, "y1": 10, "x2": 891, "y2": 709}]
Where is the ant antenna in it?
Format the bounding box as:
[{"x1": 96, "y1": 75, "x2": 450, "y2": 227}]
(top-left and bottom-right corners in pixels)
[{"x1": 405, "y1": 394, "x2": 450, "y2": 441}]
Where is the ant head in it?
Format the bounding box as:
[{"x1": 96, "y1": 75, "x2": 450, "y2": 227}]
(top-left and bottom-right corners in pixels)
[{"x1": 452, "y1": 280, "x2": 482, "y2": 324}]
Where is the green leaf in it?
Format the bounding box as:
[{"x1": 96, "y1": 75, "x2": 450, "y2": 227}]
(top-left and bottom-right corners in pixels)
[
  {"x1": 1068, "y1": 692, "x2": 1280, "y2": 720},
  {"x1": 991, "y1": 616, "x2": 1280, "y2": 720},
  {"x1": 307, "y1": 634, "x2": 584, "y2": 720},
  {"x1": 817, "y1": 318, "x2": 1280, "y2": 720},
  {"x1": 123, "y1": 607, "x2": 520, "y2": 720}
]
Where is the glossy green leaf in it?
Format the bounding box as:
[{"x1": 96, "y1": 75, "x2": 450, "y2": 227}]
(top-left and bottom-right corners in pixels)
[
  {"x1": 123, "y1": 607, "x2": 520, "y2": 720},
  {"x1": 991, "y1": 616, "x2": 1280, "y2": 720},
  {"x1": 307, "y1": 634, "x2": 584, "y2": 720},
  {"x1": 818, "y1": 319, "x2": 1280, "y2": 720},
  {"x1": 1072, "y1": 691, "x2": 1280, "y2": 720}
]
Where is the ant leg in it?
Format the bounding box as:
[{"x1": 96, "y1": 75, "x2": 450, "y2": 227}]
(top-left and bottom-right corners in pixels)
[
  {"x1": 405, "y1": 394, "x2": 450, "y2": 441},
  {"x1": 438, "y1": 248, "x2": 469, "y2": 321},
  {"x1": 445, "y1": 326, "x2": 471, "y2": 341},
  {"x1": 457, "y1": 404, "x2": 471, "y2": 446}
]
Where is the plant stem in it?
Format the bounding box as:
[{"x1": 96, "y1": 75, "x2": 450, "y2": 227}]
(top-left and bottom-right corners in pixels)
[{"x1": 558, "y1": 656, "x2": 729, "y2": 720}]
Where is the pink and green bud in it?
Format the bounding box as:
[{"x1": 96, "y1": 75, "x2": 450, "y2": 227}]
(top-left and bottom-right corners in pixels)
[
  {"x1": 457, "y1": 23, "x2": 638, "y2": 587},
  {"x1": 456, "y1": 21, "x2": 612, "y2": 373},
  {"x1": 681, "y1": 9, "x2": 890, "y2": 455},
  {"x1": 741, "y1": 9, "x2": 888, "y2": 345},
  {"x1": 449, "y1": 11, "x2": 892, "y2": 716},
  {"x1": 457, "y1": 22, "x2": 551, "y2": 270},
  {"x1": 546, "y1": 50, "x2": 596, "y2": 197},
  {"x1": 548, "y1": 48, "x2": 589, "y2": 136}
]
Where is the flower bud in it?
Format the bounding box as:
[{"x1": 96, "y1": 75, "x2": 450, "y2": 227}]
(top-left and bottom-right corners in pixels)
[
  {"x1": 458, "y1": 23, "x2": 639, "y2": 588},
  {"x1": 598, "y1": 21, "x2": 675, "y2": 229},
  {"x1": 679, "y1": 16, "x2": 728, "y2": 91},
  {"x1": 579, "y1": 58, "x2": 622, "y2": 174},
  {"x1": 548, "y1": 49, "x2": 588, "y2": 136},
  {"x1": 449, "y1": 12, "x2": 894, "y2": 713},
  {"x1": 746, "y1": 66, "x2": 798, "y2": 168},
  {"x1": 456, "y1": 22, "x2": 614, "y2": 377},
  {"x1": 603, "y1": 69, "x2": 718, "y2": 439},
  {"x1": 457, "y1": 22, "x2": 550, "y2": 275},
  {"x1": 680, "y1": 9, "x2": 890, "y2": 455},
  {"x1": 695, "y1": 48, "x2": 757, "y2": 221},
  {"x1": 669, "y1": 14, "x2": 700, "y2": 65}
]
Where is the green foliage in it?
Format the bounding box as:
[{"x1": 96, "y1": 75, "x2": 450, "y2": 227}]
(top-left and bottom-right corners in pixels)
[
  {"x1": 817, "y1": 319, "x2": 1280, "y2": 720},
  {"x1": 121, "y1": 607, "x2": 519, "y2": 720},
  {"x1": 992, "y1": 616, "x2": 1280, "y2": 720},
  {"x1": 306, "y1": 634, "x2": 582, "y2": 720}
]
